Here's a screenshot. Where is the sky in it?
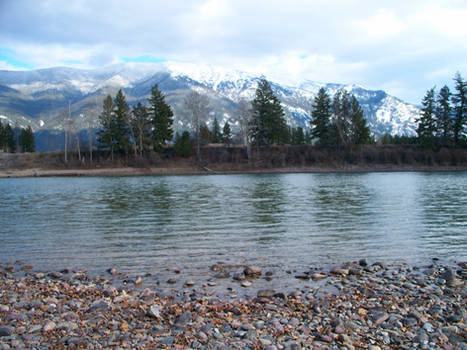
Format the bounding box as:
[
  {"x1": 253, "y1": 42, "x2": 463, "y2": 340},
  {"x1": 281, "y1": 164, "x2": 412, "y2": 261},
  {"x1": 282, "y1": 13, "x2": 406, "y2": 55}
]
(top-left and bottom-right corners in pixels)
[{"x1": 0, "y1": 0, "x2": 466, "y2": 104}]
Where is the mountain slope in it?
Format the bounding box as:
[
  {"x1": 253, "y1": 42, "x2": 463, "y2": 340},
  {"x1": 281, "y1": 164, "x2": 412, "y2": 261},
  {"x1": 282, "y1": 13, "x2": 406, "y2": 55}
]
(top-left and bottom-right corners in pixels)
[{"x1": 0, "y1": 62, "x2": 420, "y2": 139}]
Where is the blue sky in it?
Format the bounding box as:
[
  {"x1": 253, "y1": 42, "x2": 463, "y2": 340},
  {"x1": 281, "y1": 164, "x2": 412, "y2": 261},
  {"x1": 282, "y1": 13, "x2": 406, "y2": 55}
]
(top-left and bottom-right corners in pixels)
[{"x1": 0, "y1": 0, "x2": 466, "y2": 104}]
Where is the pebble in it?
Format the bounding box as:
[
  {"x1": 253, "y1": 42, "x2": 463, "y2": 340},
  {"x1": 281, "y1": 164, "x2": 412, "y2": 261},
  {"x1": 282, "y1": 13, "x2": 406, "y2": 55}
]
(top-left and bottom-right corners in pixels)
[{"x1": 0, "y1": 260, "x2": 464, "y2": 350}]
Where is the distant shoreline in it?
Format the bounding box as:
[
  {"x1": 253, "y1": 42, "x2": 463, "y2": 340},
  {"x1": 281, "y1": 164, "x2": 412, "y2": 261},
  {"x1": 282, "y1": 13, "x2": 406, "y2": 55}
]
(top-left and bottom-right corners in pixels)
[{"x1": 1, "y1": 164, "x2": 467, "y2": 178}]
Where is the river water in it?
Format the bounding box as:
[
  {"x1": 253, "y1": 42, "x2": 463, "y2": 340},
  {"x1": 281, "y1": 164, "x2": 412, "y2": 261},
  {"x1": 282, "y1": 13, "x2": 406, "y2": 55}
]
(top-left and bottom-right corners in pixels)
[{"x1": 1, "y1": 172, "x2": 466, "y2": 292}]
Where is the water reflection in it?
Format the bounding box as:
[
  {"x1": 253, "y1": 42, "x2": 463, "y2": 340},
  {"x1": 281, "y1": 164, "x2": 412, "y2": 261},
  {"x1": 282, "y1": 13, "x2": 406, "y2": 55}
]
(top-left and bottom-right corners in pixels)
[{"x1": 0, "y1": 172, "x2": 466, "y2": 276}]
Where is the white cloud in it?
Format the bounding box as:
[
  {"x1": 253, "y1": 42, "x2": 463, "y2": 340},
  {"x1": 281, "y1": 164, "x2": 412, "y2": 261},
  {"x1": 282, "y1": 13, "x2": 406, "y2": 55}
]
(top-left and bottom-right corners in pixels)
[{"x1": 0, "y1": 0, "x2": 466, "y2": 103}]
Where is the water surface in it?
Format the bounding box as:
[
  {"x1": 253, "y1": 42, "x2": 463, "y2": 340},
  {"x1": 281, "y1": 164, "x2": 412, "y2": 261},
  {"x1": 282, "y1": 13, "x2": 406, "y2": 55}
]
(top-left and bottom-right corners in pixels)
[{"x1": 1, "y1": 172, "x2": 465, "y2": 291}]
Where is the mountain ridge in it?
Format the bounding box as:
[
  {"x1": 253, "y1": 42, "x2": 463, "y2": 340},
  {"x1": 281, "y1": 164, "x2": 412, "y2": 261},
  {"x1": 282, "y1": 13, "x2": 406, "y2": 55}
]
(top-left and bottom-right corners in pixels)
[{"x1": 0, "y1": 62, "x2": 420, "y2": 138}]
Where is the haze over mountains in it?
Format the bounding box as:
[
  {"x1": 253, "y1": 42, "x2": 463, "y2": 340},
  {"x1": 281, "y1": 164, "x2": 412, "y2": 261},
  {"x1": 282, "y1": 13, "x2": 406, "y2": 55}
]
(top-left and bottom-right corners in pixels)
[{"x1": 0, "y1": 62, "x2": 420, "y2": 141}]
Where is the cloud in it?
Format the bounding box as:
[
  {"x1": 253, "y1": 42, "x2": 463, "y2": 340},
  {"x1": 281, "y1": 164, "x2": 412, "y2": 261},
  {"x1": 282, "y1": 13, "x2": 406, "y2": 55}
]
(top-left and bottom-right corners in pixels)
[{"x1": 0, "y1": 0, "x2": 466, "y2": 103}]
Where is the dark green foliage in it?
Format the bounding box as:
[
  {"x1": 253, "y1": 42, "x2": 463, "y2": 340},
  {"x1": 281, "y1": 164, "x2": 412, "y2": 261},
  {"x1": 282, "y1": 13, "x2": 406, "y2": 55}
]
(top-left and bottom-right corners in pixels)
[
  {"x1": 211, "y1": 118, "x2": 222, "y2": 143},
  {"x1": 436, "y1": 85, "x2": 452, "y2": 146},
  {"x1": 0, "y1": 120, "x2": 16, "y2": 152},
  {"x1": 149, "y1": 84, "x2": 174, "y2": 149},
  {"x1": 112, "y1": 89, "x2": 131, "y2": 154},
  {"x1": 222, "y1": 121, "x2": 232, "y2": 144},
  {"x1": 97, "y1": 95, "x2": 115, "y2": 154},
  {"x1": 311, "y1": 88, "x2": 332, "y2": 145},
  {"x1": 199, "y1": 123, "x2": 212, "y2": 145},
  {"x1": 174, "y1": 131, "x2": 192, "y2": 157},
  {"x1": 349, "y1": 96, "x2": 372, "y2": 145},
  {"x1": 291, "y1": 127, "x2": 306, "y2": 145},
  {"x1": 250, "y1": 78, "x2": 288, "y2": 145},
  {"x1": 18, "y1": 126, "x2": 35, "y2": 152},
  {"x1": 331, "y1": 89, "x2": 371, "y2": 146},
  {"x1": 417, "y1": 88, "x2": 437, "y2": 148},
  {"x1": 131, "y1": 102, "x2": 152, "y2": 156},
  {"x1": 451, "y1": 72, "x2": 467, "y2": 147}
]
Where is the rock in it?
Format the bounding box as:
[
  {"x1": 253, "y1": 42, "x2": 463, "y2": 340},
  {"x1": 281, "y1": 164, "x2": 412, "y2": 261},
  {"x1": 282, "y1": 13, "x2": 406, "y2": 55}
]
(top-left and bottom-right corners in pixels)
[
  {"x1": 241, "y1": 281, "x2": 252, "y2": 287},
  {"x1": 148, "y1": 305, "x2": 162, "y2": 319},
  {"x1": 244, "y1": 266, "x2": 262, "y2": 277},
  {"x1": 48, "y1": 271, "x2": 62, "y2": 279},
  {"x1": 215, "y1": 272, "x2": 230, "y2": 279},
  {"x1": 197, "y1": 331, "x2": 208, "y2": 343},
  {"x1": 103, "y1": 286, "x2": 118, "y2": 297},
  {"x1": 34, "y1": 272, "x2": 45, "y2": 279},
  {"x1": 184, "y1": 280, "x2": 195, "y2": 287},
  {"x1": 159, "y1": 336, "x2": 174, "y2": 346},
  {"x1": 210, "y1": 264, "x2": 223, "y2": 271},
  {"x1": 175, "y1": 312, "x2": 191, "y2": 325},
  {"x1": 0, "y1": 326, "x2": 13, "y2": 337},
  {"x1": 135, "y1": 276, "x2": 143, "y2": 285},
  {"x1": 257, "y1": 289, "x2": 276, "y2": 298},
  {"x1": 440, "y1": 268, "x2": 455, "y2": 286},
  {"x1": 20, "y1": 265, "x2": 34, "y2": 271},
  {"x1": 359, "y1": 259, "x2": 368, "y2": 267},
  {"x1": 167, "y1": 278, "x2": 177, "y2": 284},
  {"x1": 107, "y1": 268, "x2": 118, "y2": 275},
  {"x1": 42, "y1": 321, "x2": 56, "y2": 333},
  {"x1": 311, "y1": 273, "x2": 326, "y2": 280},
  {"x1": 87, "y1": 300, "x2": 109, "y2": 313},
  {"x1": 295, "y1": 274, "x2": 310, "y2": 280}
]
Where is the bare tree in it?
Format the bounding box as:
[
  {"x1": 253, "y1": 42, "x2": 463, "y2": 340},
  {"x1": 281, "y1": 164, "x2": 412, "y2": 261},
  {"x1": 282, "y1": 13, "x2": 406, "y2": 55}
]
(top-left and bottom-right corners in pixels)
[
  {"x1": 237, "y1": 99, "x2": 253, "y2": 160},
  {"x1": 183, "y1": 91, "x2": 210, "y2": 162}
]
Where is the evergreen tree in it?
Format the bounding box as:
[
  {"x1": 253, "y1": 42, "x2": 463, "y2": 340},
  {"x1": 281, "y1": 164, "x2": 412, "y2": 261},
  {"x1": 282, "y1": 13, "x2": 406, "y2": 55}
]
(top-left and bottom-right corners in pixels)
[
  {"x1": 452, "y1": 72, "x2": 467, "y2": 147},
  {"x1": 436, "y1": 85, "x2": 452, "y2": 146},
  {"x1": 97, "y1": 95, "x2": 115, "y2": 158},
  {"x1": 18, "y1": 126, "x2": 35, "y2": 152},
  {"x1": 148, "y1": 84, "x2": 174, "y2": 149},
  {"x1": 0, "y1": 120, "x2": 3, "y2": 150},
  {"x1": 131, "y1": 102, "x2": 152, "y2": 157},
  {"x1": 332, "y1": 89, "x2": 352, "y2": 147},
  {"x1": 199, "y1": 122, "x2": 212, "y2": 145},
  {"x1": 222, "y1": 121, "x2": 232, "y2": 144},
  {"x1": 417, "y1": 87, "x2": 437, "y2": 148},
  {"x1": 174, "y1": 131, "x2": 193, "y2": 157},
  {"x1": 349, "y1": 96, "x2": 371, "y2": 145},
  {"x1": 211, "y1": 118, "x2": 222, "y2": 143},
  {"x1": 3, "y1": 124, "x2": 15, "y2": 152},
  {"x1": 250, "y1": 78, "x2": 288, "y2": 145},
  {"x1": 311, "y1": 88, "x2": 332, "y2": 145},
  {"x1": 291, "y1": 127, "x2": 305, "y2": 145},
  {"x1": 112, "y1": 89, "x2": 131, "y2": 154}
]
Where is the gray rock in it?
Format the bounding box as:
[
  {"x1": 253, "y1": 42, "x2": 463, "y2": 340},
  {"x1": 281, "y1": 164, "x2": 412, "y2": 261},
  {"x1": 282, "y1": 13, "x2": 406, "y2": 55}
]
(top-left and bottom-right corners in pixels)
[
  {"x1": 148, "y1": 305, "x2": 162, "y2": 319},
  {"x1": 159, "y1": 336, "x2": 174, "y2": 346},
  {"x1": 42, "y1": 321, "x2": 56, "y2": 333},
  {"x1": 257, "y1": 289, "x2": 276, "y2": 298},
  {"x1": 359, "y1": 259, "x2": 368, "y2": 267},
  {"x1": 175, "y1": 311, "x2": 192, "y2": 325},
  {"x1": 244, "y1": 266, "x2": 262, "y2": 277},
  {"x1": 0, "y1": 326, "x2": 13, "y2": 337}
]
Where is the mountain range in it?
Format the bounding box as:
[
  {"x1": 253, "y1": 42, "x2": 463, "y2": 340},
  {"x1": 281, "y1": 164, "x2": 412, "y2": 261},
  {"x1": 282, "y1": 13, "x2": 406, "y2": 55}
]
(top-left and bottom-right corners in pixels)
[{"x1": 0, "y1": 62, "x2": 421, "y2": 143}]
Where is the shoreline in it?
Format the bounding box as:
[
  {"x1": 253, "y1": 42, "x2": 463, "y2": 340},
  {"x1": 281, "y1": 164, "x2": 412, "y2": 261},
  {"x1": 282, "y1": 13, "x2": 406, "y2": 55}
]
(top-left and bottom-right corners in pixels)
[
  {"x1": 1, "y1": 164, "x2": 467, "y2": 178},
  {"x1": 1, "y1": 260, "x2": 465, "y2": 349}
]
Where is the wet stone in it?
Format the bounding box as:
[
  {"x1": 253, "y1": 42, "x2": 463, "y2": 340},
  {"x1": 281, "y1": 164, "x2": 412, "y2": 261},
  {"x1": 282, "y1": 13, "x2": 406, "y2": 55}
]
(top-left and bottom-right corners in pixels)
[{"x1": 0, "y1": 326, "x2": 13, "y2": 337}]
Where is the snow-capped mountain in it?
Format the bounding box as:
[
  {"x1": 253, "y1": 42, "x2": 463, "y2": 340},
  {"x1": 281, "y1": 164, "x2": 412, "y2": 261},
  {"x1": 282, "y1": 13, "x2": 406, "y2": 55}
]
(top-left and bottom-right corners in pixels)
[{"x1": 0, "y1": 62, "x2": 420, "y2": 140}]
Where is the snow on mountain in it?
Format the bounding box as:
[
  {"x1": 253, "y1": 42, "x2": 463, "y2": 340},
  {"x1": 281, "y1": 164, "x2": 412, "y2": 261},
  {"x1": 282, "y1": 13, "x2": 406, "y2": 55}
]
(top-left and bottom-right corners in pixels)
[{"x1": 0, "y1": 62, "x2": 421, "y2": 137}]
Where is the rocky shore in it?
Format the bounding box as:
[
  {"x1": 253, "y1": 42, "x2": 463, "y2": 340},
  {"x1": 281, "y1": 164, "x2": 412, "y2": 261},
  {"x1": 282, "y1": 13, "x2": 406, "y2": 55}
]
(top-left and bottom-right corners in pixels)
[{"x1": 0, "y1": 260, "x2": 465, "y2": 349}]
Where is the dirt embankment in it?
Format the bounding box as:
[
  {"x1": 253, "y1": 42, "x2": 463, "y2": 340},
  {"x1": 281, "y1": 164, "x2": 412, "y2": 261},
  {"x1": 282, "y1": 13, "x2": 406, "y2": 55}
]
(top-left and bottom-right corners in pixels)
[{"x1": 1, "y1": 145, "x2": 467, "y2": 178}]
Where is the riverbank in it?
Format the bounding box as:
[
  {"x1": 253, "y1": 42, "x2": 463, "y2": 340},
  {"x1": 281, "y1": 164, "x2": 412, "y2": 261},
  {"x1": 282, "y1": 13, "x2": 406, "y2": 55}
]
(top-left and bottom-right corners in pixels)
[
  {"x1": 1, "y1": 145, "x2": 467, "y2": 178},
  {"x1": 1, "y1": 164, "x2": 467, "y2": 178},
  {"x1": 1, "y1": 260, "x2": 465, "y2": 349}
]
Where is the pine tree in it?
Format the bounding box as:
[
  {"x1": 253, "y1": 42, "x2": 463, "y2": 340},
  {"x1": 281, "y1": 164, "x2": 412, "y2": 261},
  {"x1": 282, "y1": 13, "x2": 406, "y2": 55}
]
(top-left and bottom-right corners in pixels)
[
  {"x1": 174, "y1": 131, "x2": 193, "y2": 157},
  {"x1": 349, "y1": 96, "x2": 371, "y2": 145},
  {"x1": 250, "y1": 78, "x2": 288, "y2": 146},
  {"x1": 0, "y1": 120, "x2": 4, "y2": 151},
  {"x1": 199, "y1": 123, "x2": 212, "y2": 145},
  {"x1": 291, "y1": 127, "x2": 305, "y2": 145},
  {"x1": 148, "y1": 84, "x2": 174, "y2": 149},
  {"x1": 97, "y1": 95, "x2": 115, "y2": 158},
  {"x1": 332, "y1": 89, "x2": 352, "y2": 147},
  {"x1": 131, "y1": 102, "x2": 152, "y2": 157},
  {"x1": 222, "y1": 121, "x2": 232, "y2": 145},
  {"x1": 211, "y1": 118, "x2": 222, "y2": 143},
  {"x1": 436, "y1": 85, "x2": 452, "y2": 146},
  {"x1": 417, "y1": 88, "x2": 437, "y2": 148},
  {"x1": 3, "y1": 124, "x2": 15, "y2": 152},
  {"x1": 19, "y1": 126, "x2": 35, "y2": 152},
  {"x1": 452, "y1": 72, "x2": 467, "y2": 147},
  {"x1": 113, "y1": 89, "x2": 131, "y2": 154},
  {"x1": 311, "y1": 88, "x2": 332, "y2": 145}
]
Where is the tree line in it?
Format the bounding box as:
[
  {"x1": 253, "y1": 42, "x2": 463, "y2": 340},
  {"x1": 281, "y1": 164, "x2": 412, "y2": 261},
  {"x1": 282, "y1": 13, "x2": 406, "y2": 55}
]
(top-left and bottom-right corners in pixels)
[
  {"x1": 417, "y1": 72, "x2": 466, "y2": 148},
  {"x1": 0, "y1": 121, "x2": 35, "y2": 153}
]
